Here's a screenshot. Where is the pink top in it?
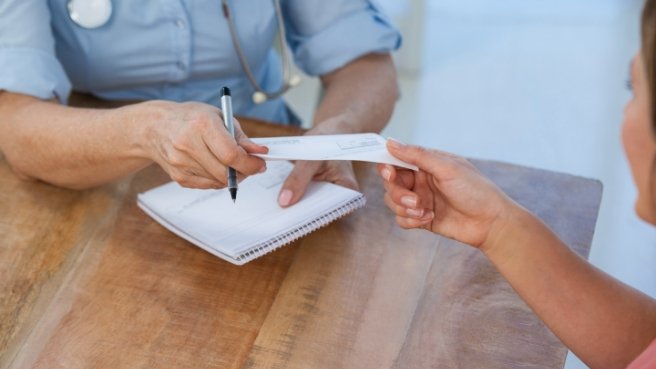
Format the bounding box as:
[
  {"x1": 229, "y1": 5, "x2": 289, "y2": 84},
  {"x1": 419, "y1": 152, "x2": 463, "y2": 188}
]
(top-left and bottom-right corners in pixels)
[{"x1": 628, "y1": 339, "x2": 656, "y2": 369}]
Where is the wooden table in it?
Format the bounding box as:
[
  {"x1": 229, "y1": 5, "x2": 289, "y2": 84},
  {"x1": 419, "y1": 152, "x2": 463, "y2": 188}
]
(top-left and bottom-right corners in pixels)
[{"x1": 0, "y1": 96, "x2": 602, "y2": 369}]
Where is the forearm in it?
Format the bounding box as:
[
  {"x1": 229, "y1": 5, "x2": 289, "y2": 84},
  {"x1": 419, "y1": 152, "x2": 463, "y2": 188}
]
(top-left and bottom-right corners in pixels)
[
  {"x1": 486, "y1": 205, "x2": 656, "y2": 369},
  {"x1": 0, "y1": 92, "x2": 153, "y2": 189},
  {"x1": 313, "y1": 53, "x2": 398, "y2": 134}
]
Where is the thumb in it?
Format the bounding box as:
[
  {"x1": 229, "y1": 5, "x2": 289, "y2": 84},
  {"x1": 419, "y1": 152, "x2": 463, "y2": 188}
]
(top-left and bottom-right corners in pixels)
[
  {"x1": 386, "y1": 139, "x2": 452, "y2": 176},
  {"x1": 278, "y1": 161, "x2": 321, "y2": 208}
]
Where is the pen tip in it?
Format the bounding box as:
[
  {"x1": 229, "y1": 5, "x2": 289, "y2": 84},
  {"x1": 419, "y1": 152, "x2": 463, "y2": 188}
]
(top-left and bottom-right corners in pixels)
[
  {"x1": 221, "y1": 86, "x2": 231, "y2": 97},
  {"x1": 229, "y1": 188, "x2": 237, "y2": 203}
]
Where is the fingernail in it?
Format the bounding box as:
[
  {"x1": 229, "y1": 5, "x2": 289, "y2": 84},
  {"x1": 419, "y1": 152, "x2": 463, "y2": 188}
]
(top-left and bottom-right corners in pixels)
[
  {"x1": 401, "y1": 195, "x2": 418, "y2": 208},
  {"x1": 278, "y1": 189, "x2": 293, "y2": 207},
  {"x1": 406, "y1": 208, "x2": 424, "y2": 218},
  {"x1": 388, "y1": 138, "x2": 406, "y2": 149},
  {"x1": 259, "y1": 164, "x2": 267, "y2": 173},
  {"x1": 421, "y1": 211, "x2": 435, "y2": 222},
  {"x1": 382, "y1": 167, "x2": 392, "y2": 181}
]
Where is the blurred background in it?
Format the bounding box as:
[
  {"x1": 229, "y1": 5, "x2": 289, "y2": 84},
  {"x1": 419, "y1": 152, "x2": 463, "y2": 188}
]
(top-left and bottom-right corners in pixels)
[{"x1": 286, "y1": 0, "x2": 655, "y2": 368}]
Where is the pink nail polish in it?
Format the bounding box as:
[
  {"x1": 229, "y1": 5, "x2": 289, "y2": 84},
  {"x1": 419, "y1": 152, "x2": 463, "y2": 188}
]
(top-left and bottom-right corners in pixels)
[
  {"x1": 406, "y1": 208, "x2": 424, "y2": 218},
  {"x1": 421, "y1": 211, "x2": 435, "y2": 222},
  {"x1": 278, "y1": 189, "x2": 293, "y2": 206},
  {"x1": 387, "y1": 138, "x2": 405, "y2": 149},
  {"x1": 401, "y1": 196, "x2": 418, "y2": 208},
  {"x1": 382, "y1": 167, "x2": 392, "y2": 181}
]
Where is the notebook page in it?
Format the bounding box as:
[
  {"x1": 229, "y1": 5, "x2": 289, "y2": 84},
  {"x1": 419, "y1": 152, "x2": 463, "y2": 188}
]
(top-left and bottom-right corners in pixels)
[
  {"x1": 213, "y1": 184, "x2": 358, "y2": 255},
  {"x1": 137, "y1": 161, "x2": 363, "y2": 259}
]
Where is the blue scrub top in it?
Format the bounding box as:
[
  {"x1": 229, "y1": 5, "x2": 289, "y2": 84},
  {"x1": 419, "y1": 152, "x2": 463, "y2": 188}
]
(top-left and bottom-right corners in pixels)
[{"x1": 0, "y1": 0, "x2": 401, "y2": 124}]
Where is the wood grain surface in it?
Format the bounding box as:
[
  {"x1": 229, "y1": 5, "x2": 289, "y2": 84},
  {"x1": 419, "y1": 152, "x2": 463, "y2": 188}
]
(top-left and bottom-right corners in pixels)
[{"x1": 0, "y1": 94, "x2": 602, "y2": 369}]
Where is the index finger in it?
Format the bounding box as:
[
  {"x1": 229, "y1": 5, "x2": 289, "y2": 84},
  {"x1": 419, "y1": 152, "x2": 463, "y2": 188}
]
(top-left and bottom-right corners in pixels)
[
  {"x1": 203, "y1": 116, "x2": 266, "y2": 176},
  {"x1": 233, "y1": 118, "x2": 269, "y2": 155}
]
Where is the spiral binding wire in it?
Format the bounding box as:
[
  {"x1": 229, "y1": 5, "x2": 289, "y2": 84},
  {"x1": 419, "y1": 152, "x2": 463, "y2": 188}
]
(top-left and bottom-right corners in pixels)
[{"x1": 236, "y1": 195, "x2": 367, "y2": 262}]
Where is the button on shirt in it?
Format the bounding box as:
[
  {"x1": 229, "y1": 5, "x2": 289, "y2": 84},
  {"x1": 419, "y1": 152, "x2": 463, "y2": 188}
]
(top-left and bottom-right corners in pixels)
[{"x1": 0, "y1": 0, "x2": 401, "y2": 124}]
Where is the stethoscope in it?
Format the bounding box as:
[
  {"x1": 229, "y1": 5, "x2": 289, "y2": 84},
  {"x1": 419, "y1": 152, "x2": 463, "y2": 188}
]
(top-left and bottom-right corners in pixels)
[{"x1": 67, "y1": 0, "x2": 301, "y2": 104}]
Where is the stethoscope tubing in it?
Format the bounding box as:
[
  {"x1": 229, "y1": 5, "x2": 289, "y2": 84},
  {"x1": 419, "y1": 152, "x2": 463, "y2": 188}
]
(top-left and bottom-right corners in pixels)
[{"x1": 221, "y1": 0, "x2": 298, "y2": 103}]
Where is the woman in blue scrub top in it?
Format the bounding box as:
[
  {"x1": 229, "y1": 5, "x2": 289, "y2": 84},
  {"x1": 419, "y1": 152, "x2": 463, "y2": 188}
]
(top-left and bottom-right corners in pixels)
[{"x1": 0, "y1": 0, "x2": 400, "y2": 207}]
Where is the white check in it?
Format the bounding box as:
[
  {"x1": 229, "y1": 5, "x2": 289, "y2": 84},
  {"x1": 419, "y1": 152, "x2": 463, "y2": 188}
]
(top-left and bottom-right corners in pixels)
[{"x1": 251, "y1": 133, "x2": 418, "y2": 171}]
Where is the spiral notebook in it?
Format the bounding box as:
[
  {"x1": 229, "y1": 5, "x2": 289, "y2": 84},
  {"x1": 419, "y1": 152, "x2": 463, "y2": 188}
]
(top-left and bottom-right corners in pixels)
[{"x1": 137, "y1": 161, "x2": 366, "y2": 265}]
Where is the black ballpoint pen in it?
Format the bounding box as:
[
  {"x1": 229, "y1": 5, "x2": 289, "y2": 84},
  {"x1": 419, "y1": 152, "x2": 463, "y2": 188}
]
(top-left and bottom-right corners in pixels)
[{"x1": 220, "y1": 87, "x2": 239, "y2": 202}]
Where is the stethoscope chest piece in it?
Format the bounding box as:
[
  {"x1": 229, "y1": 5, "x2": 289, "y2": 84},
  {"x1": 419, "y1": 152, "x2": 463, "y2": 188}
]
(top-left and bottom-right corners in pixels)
[{"x1": 68, "y1": 0, "x2": 113, "y2": 29}]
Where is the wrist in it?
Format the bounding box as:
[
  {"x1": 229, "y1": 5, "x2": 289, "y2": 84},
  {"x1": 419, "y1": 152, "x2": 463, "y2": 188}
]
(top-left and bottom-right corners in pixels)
[
  {"x1": 120, "y1": 100, "x2": 170, "y2": 161},
  {"x1": 480, "y1": 200, "x2": 536, "y2": 264}
]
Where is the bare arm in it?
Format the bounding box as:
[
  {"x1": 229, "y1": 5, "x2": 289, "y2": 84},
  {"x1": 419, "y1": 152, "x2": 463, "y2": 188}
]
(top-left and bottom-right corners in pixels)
[
  {"x1": 380, "y1": 142, "x2": 656, "y2": 369},
  {"x1": 0, "y1": 92, "x2": 266, "y2": 190},
  {"x1": 487, "y1": 206, "x2": 656, "y2": 369},
  {"x1": 313, "y1": 52, "x2": 398, "y2": 133},
  {"x1": 0, "y1": 92, "x2": 151, "y2": 189}
]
